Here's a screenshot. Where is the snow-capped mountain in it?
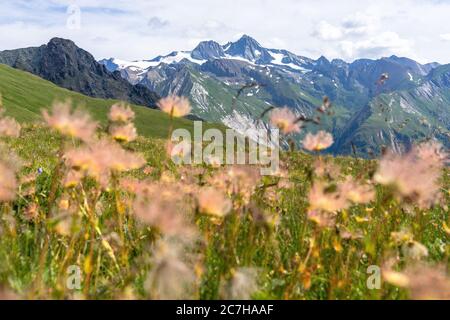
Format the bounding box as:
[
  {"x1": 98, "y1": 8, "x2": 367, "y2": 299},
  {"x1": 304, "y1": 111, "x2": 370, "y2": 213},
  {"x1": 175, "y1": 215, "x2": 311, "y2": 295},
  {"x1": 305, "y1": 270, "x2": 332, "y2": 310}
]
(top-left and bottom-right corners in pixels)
[
  {"x1": 100, "y1": 35, "x2": 316, "y2": 83},
  {"x1": 100, "y1": 35, "x2": 449, "y2": 156}
]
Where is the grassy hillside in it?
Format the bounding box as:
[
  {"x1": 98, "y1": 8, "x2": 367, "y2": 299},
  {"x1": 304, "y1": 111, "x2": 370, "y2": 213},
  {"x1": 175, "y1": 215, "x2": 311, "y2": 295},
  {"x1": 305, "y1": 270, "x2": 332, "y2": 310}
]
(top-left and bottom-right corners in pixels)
[{"x1": 0, "y1": 64, "x2": 217, "y2": 139}]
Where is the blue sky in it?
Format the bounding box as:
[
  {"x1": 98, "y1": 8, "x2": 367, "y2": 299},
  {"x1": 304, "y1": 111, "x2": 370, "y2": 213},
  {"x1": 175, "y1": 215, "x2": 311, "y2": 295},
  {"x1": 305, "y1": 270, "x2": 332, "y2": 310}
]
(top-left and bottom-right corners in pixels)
[{"x1": 1, "y1": 0, "x2": 450, "y2": 63}]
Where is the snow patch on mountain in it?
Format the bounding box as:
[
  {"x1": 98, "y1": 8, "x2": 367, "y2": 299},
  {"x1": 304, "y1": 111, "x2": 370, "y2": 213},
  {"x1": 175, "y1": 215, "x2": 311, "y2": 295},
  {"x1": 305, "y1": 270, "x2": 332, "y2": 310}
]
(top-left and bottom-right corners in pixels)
[
  {"x1": 102, "y1": 54, "x2": 207, "y2": 74},
  {"x1": 103, "y1": 58, "x2": 155, "y2": 71},
  {"x1": 190, "y1": 82, "x2": 210, "y2": 111},
  {"x1": 151, "y1": 51, "x2": 206, "y2": 65},
  {"x1": 407, "y1": 72, "x2": 413, "y2": 81},
  {"x1": 221, "y1": 110, "x2": 276, "y2": 147},
  {"x1": 269, "y1": 52, "x2": 310, "y2": 72}
]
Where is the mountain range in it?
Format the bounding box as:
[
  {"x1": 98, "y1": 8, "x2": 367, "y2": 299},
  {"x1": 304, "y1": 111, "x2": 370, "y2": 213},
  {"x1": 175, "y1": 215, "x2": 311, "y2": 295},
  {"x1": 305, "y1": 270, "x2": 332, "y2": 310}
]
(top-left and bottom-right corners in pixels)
[
  {"x1": 100, "y1": 35, "x2": 450, "y2": 155},
  {"x1": 1, "y1": 36, "x2": 449, "y2": 156}
]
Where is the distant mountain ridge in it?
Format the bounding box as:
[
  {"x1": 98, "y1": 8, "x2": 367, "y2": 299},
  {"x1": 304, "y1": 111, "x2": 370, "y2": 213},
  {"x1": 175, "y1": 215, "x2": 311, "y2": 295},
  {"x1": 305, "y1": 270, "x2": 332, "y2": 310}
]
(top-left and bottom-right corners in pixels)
[
  {"x1": 0, "y1": 38, "x2": 159, "y2": 108},
  {"x1": 99, "y1": 34, "x2": 318, "y2": 81}
]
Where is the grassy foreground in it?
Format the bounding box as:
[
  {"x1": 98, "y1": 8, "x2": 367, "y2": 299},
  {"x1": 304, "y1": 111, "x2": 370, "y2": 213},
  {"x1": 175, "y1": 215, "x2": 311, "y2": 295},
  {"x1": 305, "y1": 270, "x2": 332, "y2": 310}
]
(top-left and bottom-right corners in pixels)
[{"x1": 0, "y1": 103, "x2": 448, "y2": 299}]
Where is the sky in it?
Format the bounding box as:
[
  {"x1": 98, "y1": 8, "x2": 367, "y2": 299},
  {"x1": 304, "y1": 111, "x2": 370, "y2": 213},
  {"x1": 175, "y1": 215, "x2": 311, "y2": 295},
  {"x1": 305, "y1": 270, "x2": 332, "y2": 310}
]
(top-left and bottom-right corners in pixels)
[{"x1": 1, "y1": 0, "x2": 450, "y2": 64}]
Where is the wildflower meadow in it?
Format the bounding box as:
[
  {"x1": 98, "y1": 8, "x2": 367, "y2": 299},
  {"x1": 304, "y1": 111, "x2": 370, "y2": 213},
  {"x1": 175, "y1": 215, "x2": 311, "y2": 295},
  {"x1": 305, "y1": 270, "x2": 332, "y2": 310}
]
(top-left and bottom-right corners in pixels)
[{"x1": 0, "y1": 93, "x2": 448, "y2": 300}]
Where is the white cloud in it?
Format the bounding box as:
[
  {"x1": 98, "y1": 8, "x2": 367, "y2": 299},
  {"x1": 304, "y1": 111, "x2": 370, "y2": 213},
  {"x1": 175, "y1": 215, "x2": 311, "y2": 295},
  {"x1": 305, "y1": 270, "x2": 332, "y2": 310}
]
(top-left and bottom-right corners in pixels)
[
  {"x1": 312, "y1": 11, "x2": 415, "y2": 61},
  {"x1": 0, "y1": 0, "x2": 449, "y2": 63},
  {"x1": 313, "y1": 12, "x2": 379, "y2": 41},
  {"x1": 313, "y1": 21, "x2": 343, "y2": 40},
  {"x1": 440, "y1": 33, "x2": 450, "y2": 41},
  {"x1": 339, "y1": 32, "x2": 413, "y2": 60}
]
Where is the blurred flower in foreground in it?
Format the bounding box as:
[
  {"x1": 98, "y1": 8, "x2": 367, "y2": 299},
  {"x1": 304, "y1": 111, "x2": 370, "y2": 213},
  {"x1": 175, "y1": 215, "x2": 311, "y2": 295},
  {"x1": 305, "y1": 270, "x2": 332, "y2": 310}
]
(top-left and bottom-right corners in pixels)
[
  {"x1": 0, "y1": 148, "x2": 20, "y2": 202},
  {"x1": 383, "y1": 263, "x2": 450, "y2": 300},
  {"x1": 108, "y1": 102, "x2": 135, "y2": 123},
  {"x1": 223, "y1": 267, "x2": 259, "y2": 300},
  {"x1": 302, "y1": 131, "x2": 333, "y2": 151},
  {"x1": 109, "y1": 123, "x2": 137, "y2": 143},
  {"x1": 42, "y1": 102, "x2": 97, "y2": 142},
  {"x1": 0, "y1": 159, "x2": 18, "y2": 201},
  {"x1": 307, "y1": 210, "x2": 336, "y2": 228},
  {"x1": 157, "y1": 96, "x2": 191, "y2": 117},
  {"x1": 127, "y1": 179, "x2": 197, "y2": 236},
  {"x1": 382, "y1": 261, "x2": 411, "y2": 288},
  {"x1": 269, "y1": 107, "x2": 301, "y2": 135},
  {"x1": 402, "y1": 241, "x2": 429, "y2": 260},
  {"x1": 415, "y1": 140, "x2": 449, "y2": 165},
  {"x1": 143, "y1": 166, "x2": 154, "y2": 175},
  {"x1": 63, "y1": 169, "x2": 83, "y2": 188},
  {"x1": 391, "y1": 229, "x2": 414, "y2": 244},
  {"x1": 339, "y1": 177, "x2": 375, "y2": 205},
  {"x1": 24, "y1": 203, "x2": 39, "y2": 221},
  {"x1": 208, "y1": 166, "x2": 261, "y2": 205},
  {"x1": 0, "y1": 117, "x2": 21, "y2": 137},
  {"x1": 133, "y1": 187, "x2": 194, "y2": 237},
  {"x1": 374, "y1": 141, "x2": 447, "y2": 208},
  {"x1": 64, "y1": 138, "x2": 146, "y2": 186},
  {"x1": 197, "y1": 187, "x2": 232, "y2": 217},
  {"x1": 313, "y1": 159, "x2": 341, "y2": 179},
  {"x1": 146, "y1": 239, "x2": 195, "y2": 299},
  {"x1": 308, "y1": 181, "x2": 347, "y2": 212}
]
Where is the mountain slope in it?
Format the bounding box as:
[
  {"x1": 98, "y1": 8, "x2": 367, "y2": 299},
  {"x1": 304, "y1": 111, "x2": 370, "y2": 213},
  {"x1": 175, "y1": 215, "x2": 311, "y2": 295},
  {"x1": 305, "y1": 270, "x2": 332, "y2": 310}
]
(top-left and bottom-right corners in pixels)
[
  {"x1": 0, "y1": 63, "x2": 202, "y2": 139},
  {"x1": 331, "y1": 67, "x2": 450, "y2": 155},
  {"x1": 0, "y1": 38, "x2": 160, "y2": 108}
]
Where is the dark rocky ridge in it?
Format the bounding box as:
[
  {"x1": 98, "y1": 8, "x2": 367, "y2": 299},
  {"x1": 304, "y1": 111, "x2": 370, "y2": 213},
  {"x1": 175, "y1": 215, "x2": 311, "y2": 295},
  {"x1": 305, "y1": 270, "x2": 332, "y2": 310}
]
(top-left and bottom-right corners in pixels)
[{"x1": 0, "y1": 38, "x2": 159, "y2": 107}]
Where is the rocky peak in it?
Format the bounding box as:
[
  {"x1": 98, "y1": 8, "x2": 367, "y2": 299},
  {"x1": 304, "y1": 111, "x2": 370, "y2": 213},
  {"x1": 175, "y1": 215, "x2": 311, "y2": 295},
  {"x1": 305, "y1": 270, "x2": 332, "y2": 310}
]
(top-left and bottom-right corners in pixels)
[
  {"x1": 224, "y1": 34, "x2": 272, "y2": 63},
  {"x1": 191, "y1": 40, "x2": 225, "y2": 60},
  {"x1": 316, "y1": 56, "x2": 331, "y2": 66}
]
